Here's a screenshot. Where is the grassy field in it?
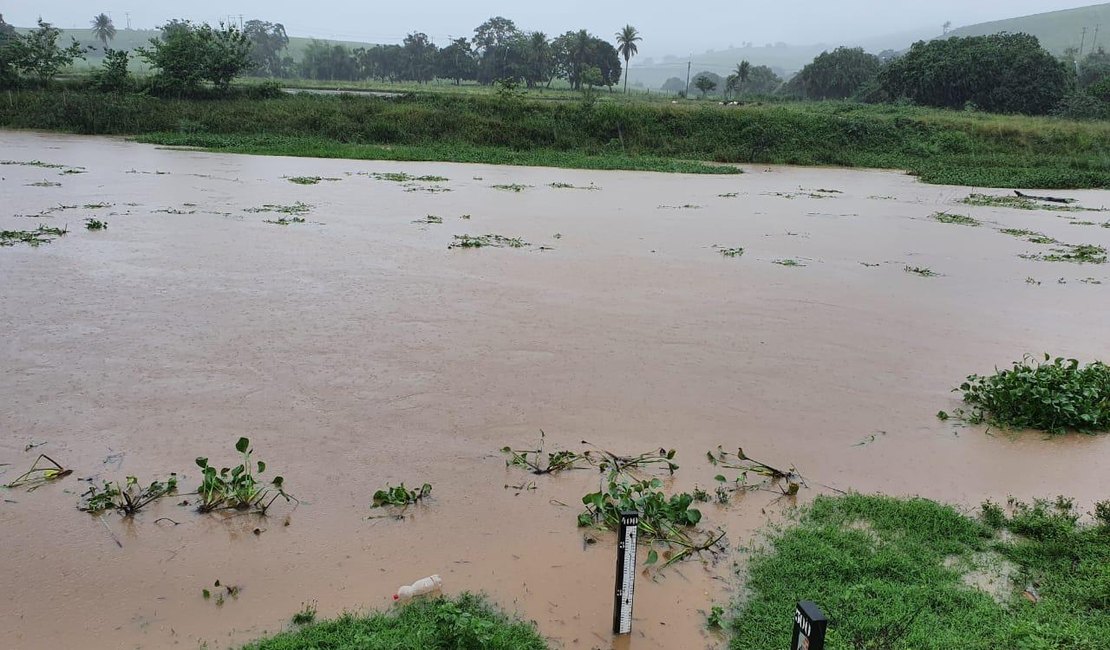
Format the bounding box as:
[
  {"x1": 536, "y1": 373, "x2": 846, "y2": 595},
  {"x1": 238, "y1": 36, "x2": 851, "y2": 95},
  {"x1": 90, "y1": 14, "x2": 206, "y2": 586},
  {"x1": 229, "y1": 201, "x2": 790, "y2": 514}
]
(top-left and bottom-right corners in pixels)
[
  {"x1": 947, "y1": 3, "x2": 1110, "y2": 55},
  {"x1": 1, "y1": 89, "x2": 1108, "y2": 186},
  {"x1": 730, "y1": 494, "x2": 1110, "y2": 649},
  {"x1": 241, "y1": 593, "x2": 548, "y2": 650}
]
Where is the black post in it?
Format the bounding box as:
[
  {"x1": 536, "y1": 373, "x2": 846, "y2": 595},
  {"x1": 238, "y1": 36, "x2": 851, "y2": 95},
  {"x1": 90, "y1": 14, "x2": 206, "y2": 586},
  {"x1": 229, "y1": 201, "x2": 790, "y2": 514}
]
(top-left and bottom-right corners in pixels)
[
  {"x1": 791, "y1": 601, "x2": 828, "y2": 650},
  {"x1": 612, "y1": 511, "x2": 639, "y2": 635}
]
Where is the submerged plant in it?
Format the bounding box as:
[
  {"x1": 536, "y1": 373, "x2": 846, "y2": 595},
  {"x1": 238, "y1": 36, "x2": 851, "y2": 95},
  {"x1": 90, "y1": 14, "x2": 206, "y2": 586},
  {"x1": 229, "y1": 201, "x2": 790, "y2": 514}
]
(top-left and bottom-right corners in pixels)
[
  {"x1": 195, "y1": 437, "x2": 291, "y2": 513},
  {"x1": 0, "y1": 225, "x2": 68, "y2": 247},
  {"x1": 448, "y1": 234, "x2": 529, "y2": 249},
  {"x1": 372, "y1": 482, "x2": 432, "y2": 508},
  {"x1": 84, "y1": 218, "x2": 108, "y2": 231},
  {"x1": 490, "y1": 183, "x2": 531, "y2": 192},
  {"x1": 502, "y1": 432, "x2": 589, "y2": 475},
  {"x1": 954, "y1": 355, "x2": 1110, "y2": 434},
  {"x1": 245, "y1": 202, "x2": 312, "y2": 215},
  {"x1": 931, "y1": 211, "x2": 980, "y2": 226},
  {"x1": 4, "y1": 454, "x2": 72, "y2": 490},
  {"x1": 905, "y1": 265, "x2": 938, "y2": 277},
  {"x1": 263, "y1": 217, "x2": 307, "y2": 225},
  {"x1": 1000, "y1": 229, "x2": 1058, "y2": 244},
  {"x1": 773, "y1": 259, "x2": 805, "y2": 267},
  {"x1": 718, "y1": 247, "x2": 745, "y2": 258},
  {"x1": 80, "y1": 474, "x2": 178, "y2": 515}
]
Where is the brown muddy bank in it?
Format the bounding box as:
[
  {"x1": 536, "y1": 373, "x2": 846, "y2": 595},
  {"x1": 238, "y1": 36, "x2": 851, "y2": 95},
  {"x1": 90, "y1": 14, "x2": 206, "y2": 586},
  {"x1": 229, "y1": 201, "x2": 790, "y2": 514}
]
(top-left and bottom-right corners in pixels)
[{"x1": 1, "y1": 131, "x2": 1109, "y2": 649}]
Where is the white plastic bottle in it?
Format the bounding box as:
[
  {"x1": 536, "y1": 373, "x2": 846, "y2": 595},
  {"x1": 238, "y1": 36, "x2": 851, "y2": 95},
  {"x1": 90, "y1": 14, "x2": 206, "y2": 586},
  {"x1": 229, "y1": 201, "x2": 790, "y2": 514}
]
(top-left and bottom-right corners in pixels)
[{"x1": 393, "y1": 574, "x2": 443, "y2": 602}]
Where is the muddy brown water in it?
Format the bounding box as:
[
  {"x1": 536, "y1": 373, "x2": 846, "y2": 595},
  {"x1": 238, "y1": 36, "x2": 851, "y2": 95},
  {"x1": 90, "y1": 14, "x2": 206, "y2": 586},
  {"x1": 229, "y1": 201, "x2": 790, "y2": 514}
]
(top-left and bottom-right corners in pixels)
[{"x1": 2, "y1": 131, "x2": 1109, "y2": 650}]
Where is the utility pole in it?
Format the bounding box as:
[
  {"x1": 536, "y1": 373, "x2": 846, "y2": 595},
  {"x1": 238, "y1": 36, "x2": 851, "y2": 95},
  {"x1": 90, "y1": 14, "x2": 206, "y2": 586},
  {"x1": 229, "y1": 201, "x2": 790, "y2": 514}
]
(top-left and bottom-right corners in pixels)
[
  {"x1": 1080, "y1": 26, "x2": 1088, "y2": 57},
  {"x1": 1093, "y1": 25, "x2": 1101, "y2": 52},
  {"x1": 684, "y1": 59, "x2": 691, "y2": 98},
  {"x1": 238, "y1": 14, "x2": 244, "y2": 29},
  {"x1": 124, "y1": 11, "x2": 131, "y2": 29}
]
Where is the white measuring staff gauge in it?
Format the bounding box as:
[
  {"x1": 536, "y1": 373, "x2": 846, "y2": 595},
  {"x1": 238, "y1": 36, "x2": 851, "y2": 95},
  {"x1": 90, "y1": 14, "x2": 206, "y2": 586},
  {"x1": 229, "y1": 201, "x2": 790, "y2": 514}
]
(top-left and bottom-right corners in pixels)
[{"x1": 612, "y1": 511, "x2": 640, "y2": 635}]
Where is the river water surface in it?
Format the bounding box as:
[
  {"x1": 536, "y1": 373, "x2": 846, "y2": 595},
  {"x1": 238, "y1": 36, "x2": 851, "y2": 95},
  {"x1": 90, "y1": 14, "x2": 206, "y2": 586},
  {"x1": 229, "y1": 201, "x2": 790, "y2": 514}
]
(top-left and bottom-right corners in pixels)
[{"x1": 1, "y1": 131, "x2": 1109, "y2": 649}]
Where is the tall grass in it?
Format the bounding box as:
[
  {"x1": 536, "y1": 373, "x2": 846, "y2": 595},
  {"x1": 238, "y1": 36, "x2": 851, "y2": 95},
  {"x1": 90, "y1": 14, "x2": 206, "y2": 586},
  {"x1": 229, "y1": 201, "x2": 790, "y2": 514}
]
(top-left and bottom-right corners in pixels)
[{"x1": 2, "y1": 90, "x2": 1108, "y2": 186}]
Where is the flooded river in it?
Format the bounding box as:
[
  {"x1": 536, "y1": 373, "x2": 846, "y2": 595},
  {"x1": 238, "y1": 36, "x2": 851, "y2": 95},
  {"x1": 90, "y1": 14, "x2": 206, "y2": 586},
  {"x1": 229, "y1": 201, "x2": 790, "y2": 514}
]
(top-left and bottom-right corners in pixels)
[{"x1": 2, "y1": 131, "x2": 1109, "y2": 649}]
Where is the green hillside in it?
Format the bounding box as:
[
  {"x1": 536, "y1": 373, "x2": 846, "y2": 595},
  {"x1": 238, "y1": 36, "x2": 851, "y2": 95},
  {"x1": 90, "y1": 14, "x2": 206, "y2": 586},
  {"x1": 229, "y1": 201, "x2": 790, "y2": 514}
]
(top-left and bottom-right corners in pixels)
[{"x1": 947, "y1": 2, "x2": 1110, "y2": 54}]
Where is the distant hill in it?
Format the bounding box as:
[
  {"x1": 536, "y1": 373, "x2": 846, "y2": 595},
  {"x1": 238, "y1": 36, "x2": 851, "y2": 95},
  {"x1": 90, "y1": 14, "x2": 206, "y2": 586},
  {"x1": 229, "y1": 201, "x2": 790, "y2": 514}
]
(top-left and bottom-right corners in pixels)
[
  {"x1": 14, "y1": 26, "x2": 377, "y2": 71},
  {"x1": 945, "y1": 2, "x2": 1110, "y2": 55}
]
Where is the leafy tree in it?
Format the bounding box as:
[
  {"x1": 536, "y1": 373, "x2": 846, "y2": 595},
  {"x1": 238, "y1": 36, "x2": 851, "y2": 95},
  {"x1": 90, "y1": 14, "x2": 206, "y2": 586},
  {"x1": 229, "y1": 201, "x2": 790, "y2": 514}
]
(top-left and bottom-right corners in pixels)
[
  {"x1": 93, "y1": 48, "x2": 131, "y2": 91},
  {"x1": 300, "y1": 40, "x2": 357, "y2": 80},
  {"x1": 243, "y1": 20, "x2": 289, "y2": 77},
  {"x1": 734, "y1": 60, "x2": 751, "y2": 91},
  {"x1": 876, "y1": 33, "x2": 1070, "y2": 114},
  {"x1": 785, "y1": 47, "x2": 880, "y2": 100},
  {"x1": 138, "y1": 21, "x2": 252, "y2": 95},
  {"x1": 0, "y1": 14, "x2": 18, "y2": 88},
  {"x1": 437, "y1": 37, "x2": 477, "y2": 85},
  {"x1": 553, "y1": 30, "x2": 621, "y2": 90},
  {"x1": 91, "y1": 13, "x2": 116, "y2": 49},
  {"x1": 5, "y1": 20, "x2": 87, "y2": 87},
  {"x1": 401, "y1": 32, "x2": 436, "y2": 83},
  {"x1": 693, "y1": 73, "x2": 717, "y2": 98},
  {"x1": 615, "y1": 24, "x2": 641, "y2": 93},
  {"x1": 661, "y1": 76, "x2": 685, "y2": 94},
  {"x1": 1078, "y1": 48, "x2": 1110, "y2": 89},
  {"x1": 742, "y1": 65, "x2": 782, "y2": 96},
  {"x1": 473, "y1": 16, "x2": 523, "y2": 84},
  {"x1": 522, "y1": 32, "x2": 553, "y2": 88}
]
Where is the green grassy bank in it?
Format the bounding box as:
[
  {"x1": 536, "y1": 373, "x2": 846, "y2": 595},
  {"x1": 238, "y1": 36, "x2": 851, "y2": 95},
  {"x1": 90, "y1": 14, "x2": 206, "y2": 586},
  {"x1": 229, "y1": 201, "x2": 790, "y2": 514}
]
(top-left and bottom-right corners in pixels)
[
  {"x1": 2, "y1": 90, "x2": 1109, "y2": 186},
  {"x1": 730, "y1": 494, "x2": 1110, "y2": 649}
]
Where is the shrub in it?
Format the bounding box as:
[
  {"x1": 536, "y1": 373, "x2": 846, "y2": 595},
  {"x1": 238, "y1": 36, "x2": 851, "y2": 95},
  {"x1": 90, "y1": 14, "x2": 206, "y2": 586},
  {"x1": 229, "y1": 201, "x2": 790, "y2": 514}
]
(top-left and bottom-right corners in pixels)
[
  {"x1": 92, "y1": 48, "x2": 131, "y2": 92},
  {"x1": 957, "y1": 355, "x2": 1110, "y2": 433}
]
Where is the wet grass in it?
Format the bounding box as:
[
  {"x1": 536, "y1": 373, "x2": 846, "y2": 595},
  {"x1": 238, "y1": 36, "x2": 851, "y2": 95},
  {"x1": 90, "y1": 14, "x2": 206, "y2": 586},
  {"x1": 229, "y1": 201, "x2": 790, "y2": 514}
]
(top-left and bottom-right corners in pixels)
[
  {"x1": 950, "y1": 355, "x2": 1110, "y2": 434},
  {"x1": 729, "y1": 494, "x2": 1110, "y2": 649},
  {"x1": 490, "y1": 183, "x2": 531, "y2": 192},
  {"x1": 84, "y1": 218, "x2": 107, "y2": 231},
  {"x1": 905, "y1": 266, "x2": 939, "y2": 277},
  {"x1": 718, "y1": 247, "x2": 745, "y2": 258},
  {"x1": 240, "y1": 593, "x2": 548, "y2": 650},
  {"x1": 548, "y1": 182, "x2": 600, "y2": 190},
  {"x1": 370, "y1": 172, "x2": 449, "y2": 183},
  {"x1": 286, "y1": 176, "x2": 340, "y2": 185},
  {"x1": 773, "y1": 259, "x2": 806, "y2": 267}
]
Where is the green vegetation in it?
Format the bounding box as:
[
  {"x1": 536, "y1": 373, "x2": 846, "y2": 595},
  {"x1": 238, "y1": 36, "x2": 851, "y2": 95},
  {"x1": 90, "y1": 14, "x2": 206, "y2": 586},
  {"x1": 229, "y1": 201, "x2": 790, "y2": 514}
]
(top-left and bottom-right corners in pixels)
[
  {"x1": 876, "y1": 34, "x2": 1069, "y2": 114},
  {"x1": 946, "y1": 3, "x2": 1110, "y2": 56},
  {"x1": 961, "y1": 193, "x2": 1088, "y2": 211},
  {"x1": 730, "y1": 494, "x2": 1110, "y2": 649},
  {"x1": 241, "y1": 593, "x2": 547, "y2": 650},
  {"x1": 490, "y1": 183, "x2": 531, "y2": 192},
  {"x1": 136, "y1": 21, "x2": 251, "y2": 95},
  {"x1": 245, "y1": 201, "x2": 312, "y2": 215},
  {"x1": 784, "y1": 47, "x2": 880, "y2": 100},
  {"x1": 195, "y1": 437, "x2": 291, "y2": 513},
  {"x1": 263, "y1": 216, "x2": 306, "y2": 226},
  {"x1": 372, "y1": 483, "x2": 432, "y2": 508},
  {"x1": 1, "y1": 225, "x2": 67, "y2": 247},
  {"x1": 1000, "y1": 229, "x2": 1059, "y2": 244},
  {"x1": 773, "y1": 259, "x2": 805, "y2": 267},
  {"x1": 3, "y1": 90, "x2": 1109, "y2": 186},
  {"x1": 84, "y1": 218, "x2": 107, "y2": 230},
  {"x1": 1022, "y1": 243, "x2": 1108, "y2": 264},
  {"x1": 79, "y1": 474, "x2": 178, "y2": 515},
  {"x1": 905, "y1": 266, "x2": 939, "y2": 277},
  {"x1": 954, "y1": 355, "x2": 1110, "y2": 434},
  {"x1": 291, "y1": 602, "x2": 318, "y2": 626},
  {"x1": 931, "y1": 212, "x2": 980, "y2": 226},
  {"x1": 449, "y1": 234, "x2": 529, "y2": 249},
  {"x1": 718, "y1": 247, "x2": 745, "y2": 258}
]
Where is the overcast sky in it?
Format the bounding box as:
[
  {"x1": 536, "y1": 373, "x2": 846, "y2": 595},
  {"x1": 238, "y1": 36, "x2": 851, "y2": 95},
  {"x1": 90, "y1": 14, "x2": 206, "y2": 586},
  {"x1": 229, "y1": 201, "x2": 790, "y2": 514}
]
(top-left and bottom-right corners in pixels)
[{"x1": 4, "y1": 1, "x2": 1102, "y2": 57}]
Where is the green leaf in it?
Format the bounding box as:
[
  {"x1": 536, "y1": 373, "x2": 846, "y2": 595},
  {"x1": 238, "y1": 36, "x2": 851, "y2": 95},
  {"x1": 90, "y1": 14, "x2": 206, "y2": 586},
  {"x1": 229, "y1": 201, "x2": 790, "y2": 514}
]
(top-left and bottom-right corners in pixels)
[
  {"x1": 195, "y1": 457, "x2": 208, "y2": 468},
  {"x1": 714, "y1": 474, "x2": 727, "y2": 483},
  {"x1": 646, "y1": 549, "x2": 659, "y2": 565},
  {"x1": 235, "y1": 437, "x2": 250, "y2": 454},
  {"x1": 257, "y1": 461, "x2": 266, "y2": 474},
  {"x1": 202, "y1": 589, "x2": 210, "y2": 600}
]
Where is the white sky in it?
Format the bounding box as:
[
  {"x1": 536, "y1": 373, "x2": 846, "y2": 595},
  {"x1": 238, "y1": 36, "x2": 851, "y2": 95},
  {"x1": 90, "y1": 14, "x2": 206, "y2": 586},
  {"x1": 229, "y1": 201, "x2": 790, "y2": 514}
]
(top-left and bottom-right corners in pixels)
[{"x1": 4, "y1": 0, "x2": 1103, "y2": 57}]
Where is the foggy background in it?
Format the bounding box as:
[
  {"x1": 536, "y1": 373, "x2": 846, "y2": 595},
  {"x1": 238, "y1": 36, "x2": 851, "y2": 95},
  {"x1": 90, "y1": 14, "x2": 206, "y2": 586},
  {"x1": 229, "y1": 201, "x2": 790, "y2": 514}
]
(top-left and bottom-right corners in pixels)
[{"x1": 4, "y1": 0, "x2": 1102, "y2": 58}]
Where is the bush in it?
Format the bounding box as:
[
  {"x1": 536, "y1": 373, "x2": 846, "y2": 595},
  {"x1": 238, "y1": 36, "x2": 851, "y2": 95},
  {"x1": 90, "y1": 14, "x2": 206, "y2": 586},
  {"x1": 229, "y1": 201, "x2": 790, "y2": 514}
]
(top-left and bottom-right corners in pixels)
[
  {"x1": 1053, "y1": 92, "x2": 1109, "y2": 120},
  {"x1": 138, "y1": 20, "x2": 251, "y2": 96},
  {"x1": 878, "y1": 33, "x2": 1071, "y2": 114},
  {"x1": 957, "y1": 355, "x2": 1110, "y2": 434},
  {"x1": 784, "y1": 47, "x2": 881, "y2": 100},
  {"x1": 246, "y1": 80, "x2": 284, "y2": 100},
  {"x1": 92, "y1": 49, "x2": 131, "y2": 92}
]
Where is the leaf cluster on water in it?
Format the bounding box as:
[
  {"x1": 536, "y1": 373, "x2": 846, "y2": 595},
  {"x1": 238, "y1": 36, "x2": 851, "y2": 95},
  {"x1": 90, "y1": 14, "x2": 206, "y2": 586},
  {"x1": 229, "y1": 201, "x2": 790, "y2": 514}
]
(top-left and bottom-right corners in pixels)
[
  {"x1": 196, "y1": 437, "x2": 291, "y2": 513},
  {"x1": 953, "y1": 354, "x2": 1110, "y2": 434}
]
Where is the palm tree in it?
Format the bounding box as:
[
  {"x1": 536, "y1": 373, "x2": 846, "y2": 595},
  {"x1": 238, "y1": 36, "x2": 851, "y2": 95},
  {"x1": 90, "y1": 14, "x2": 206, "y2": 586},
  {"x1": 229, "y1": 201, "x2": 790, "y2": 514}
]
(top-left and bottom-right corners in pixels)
[
  {"x1": 91, "y1": 13, "x2": 115, "y2": 49},
  {"x1": 615, "y1": 25, "x2": 641, "y2": 94},
  {"x1": 733, "y1": 60, "x2": 751, "y2": 97}
]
